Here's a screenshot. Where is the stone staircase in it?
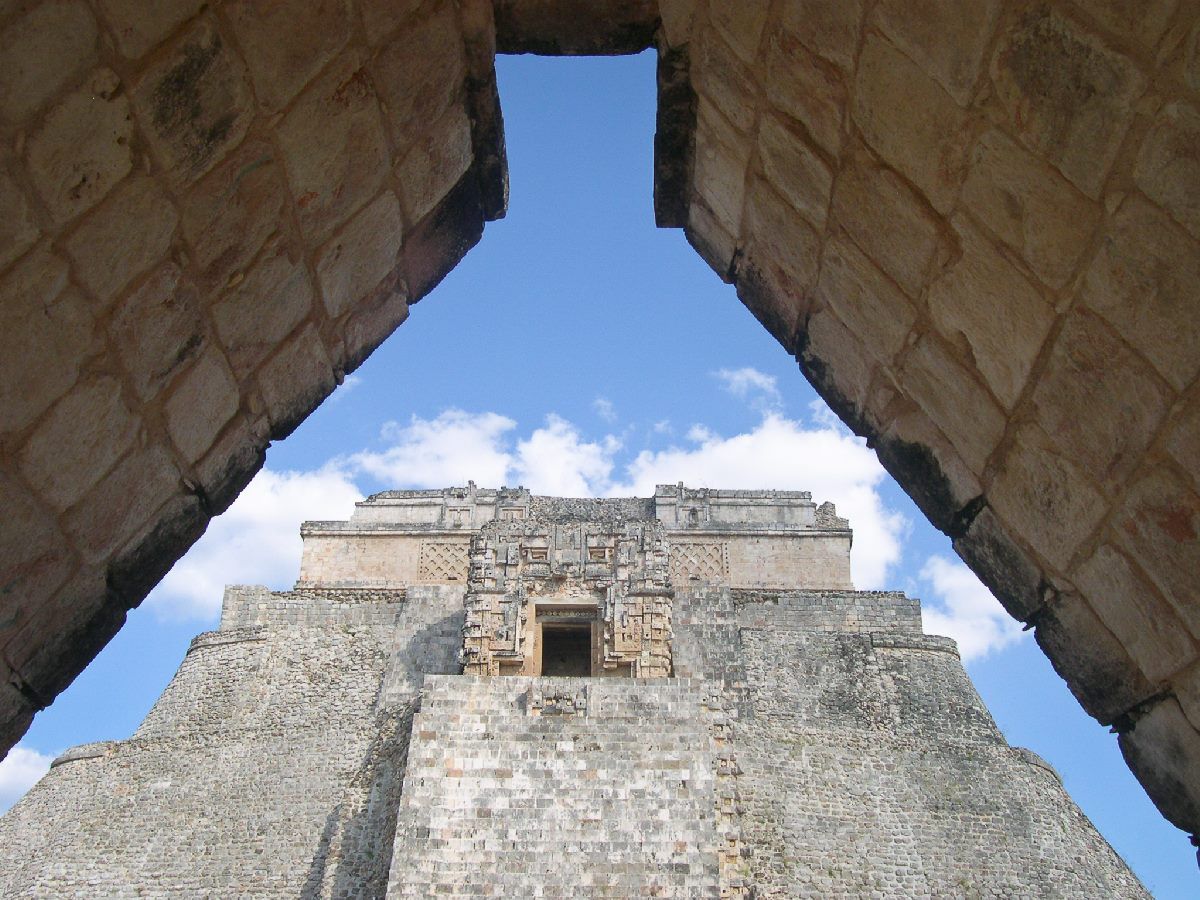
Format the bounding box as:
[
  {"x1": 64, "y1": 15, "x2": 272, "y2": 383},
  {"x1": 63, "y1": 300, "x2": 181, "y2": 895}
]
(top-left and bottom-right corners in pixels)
[{"x1": 386, "y1": 675, "x2": 722, "y2": 898}]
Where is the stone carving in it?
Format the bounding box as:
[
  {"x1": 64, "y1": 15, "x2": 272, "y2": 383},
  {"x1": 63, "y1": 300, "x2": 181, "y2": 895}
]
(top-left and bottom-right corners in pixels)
[
  {"x1": 417, "y1": 541, "x2": 469, "y2": 582},
  {"x1": 669, "y1": 541, "x2": 729, "y2": 582}
]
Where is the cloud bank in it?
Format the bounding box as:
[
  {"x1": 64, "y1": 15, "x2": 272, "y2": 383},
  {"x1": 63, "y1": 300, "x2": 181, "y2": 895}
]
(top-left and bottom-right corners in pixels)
[{"x1": 0, "y1": 746, "x2": 52, "y2": 815}]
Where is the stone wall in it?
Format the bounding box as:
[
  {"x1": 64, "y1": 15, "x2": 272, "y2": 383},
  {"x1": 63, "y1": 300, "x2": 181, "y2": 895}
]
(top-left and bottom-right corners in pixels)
[{"x1": 0, "y1": 0, "x2": 1196, "y2": 842}]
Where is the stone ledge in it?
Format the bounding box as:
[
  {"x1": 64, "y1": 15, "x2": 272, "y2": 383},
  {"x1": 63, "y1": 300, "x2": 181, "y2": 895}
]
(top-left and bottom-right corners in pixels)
[{"x1": 50, "y1": 740, "x2": 116, "y2": 768}]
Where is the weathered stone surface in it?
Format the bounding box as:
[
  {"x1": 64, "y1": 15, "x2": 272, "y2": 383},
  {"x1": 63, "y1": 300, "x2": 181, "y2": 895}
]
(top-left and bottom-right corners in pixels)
[
  {"x1": 692, "y1": 102, "x2": 750, "y2": 241},
  {"x1": 195, "y1": 417, "x2": 266, "y2": 516},
  {"x1": 165, "y1": 349, "x2": 240, "y2": 464},
  {"x1": 212, "y1": 237, "x2": 314, "y2": 380},
  {"x1": 872, "y1": 0, "x2": 1000, "y2": 104},
  {"x1": 692, "y1": 24, "x2": 757, "y2": 135},
  {"x1": 1073, "y1": 0, "x2": 1179, "y2": 50},
  {"x1": 395, "y1": 105, "x2": 474, "y2": 226},
  {"x1": 276, "y1": 52, "x2": 390, "y2": 244},
  {"x1": 110, "y1": 263, "x2": 203, "y2": 402},
  {"x1": 317, "y1": 191, "x2": 404, "y2": 320},
  {"x1": 962, "y1": 128, "x2": 1100, "y2": 289},
  {"x1": 178, "y1": 140, "x2": 286, "y2": 293},
  {"x1": 0, "y1": 247, "x2": 94, "y2": 434},
  {"x1": 1030, "y1": 310, "x2": 1172, "y2": 486},
  {"x1": 62, "y1": 445, "x2": 182, "y2": 563},
  {"x1": 492, "y1": 0, "x2": 657, "y2": 54},
  {"x1": 95, "y1": 0, "x2": 203, "y2": 59},
  {"x1": 991, "y1": 6, "x2": 1145, "y2": 198},
  {"x1": 373, "y1": 3, "x2": 466, "y2": 153},
  {"x1": 1080, "y1": 197, "x2": 1200, "y2": 391},
  {"x1": 816, "y1": 234, "x2": 916, "y2": 369},
  {"x1": 777, "y1": 0, "x2": 863, "y2": 72},
  {"x1": 131, "y1": 19, "x2": 253, "y2": 185},
  {"x1": 1166, "y1": 395, "x2": 1200, "y2": 490},
  {"x1": 897, "y1": 333, "x2": 1006, "y2": 473},
  {"x1": 25, "y1": 68, "x2": 132, "y2": 224},
  {"x1": 1074, "y1": 544, "x2": 1195, "y2": 681},
  {"x1": 257, "y1": 325, "x2": 336, "y2": 439},
  {"x1": 757, "y1": 112, "x2": 832, "y2": 231},
  {"x1": 658, "y1": 0, "x2": 696, "y2": 48},
  {"x1": 831, "y1": 149, "x2": 956, "y2": 299},
  {"x1": 928, "y1": 217, "x2": 1055, "y2": 411},
  {"x1": 0, "y1": 0, "x2": 97, "y2": 124},
  {"x1": 990, "y1": 423, "x2": 1108, "y2": 573},
  {"x1": 1035, "y1": 589, "x2": 1156, "y2": 724},
  {"x1": 853, "y1": 33, "x2": 971, "y2": 213},
  {"x1": 62, "y1": 176, "x2": 179, "y2": 304},
  {"x1": 18, "y1": 376, "x2": 139, "y2": 512},
  {"x1": 1113, "y1": 466, "x2": 1200, "y2": 631},
  {"x1": 225, "y1": 0, "x2": 351, "y2": 113},
  {"x1": 0, "y1": 169, "x2": 38, "y2": 269},
  {"x1": 954, "y1": 506, "x2": 1045, "y2": 622},
  {"x1": 1134, "y1": 102, "x2": 1200, "y2": 242},
  {"x1": 708, "y1": 0, "x2": 768, "y2": 65},
  {"x1": 0, "y1": 473, "x2": 74, "y2": 641},
  {"x1": 762, "y1": 28, "x2": 845, "y2": 158},
  {"x1": 801, "y1": 304, "x2": 878, "y2": 422},
  {"x1": 1121, "y1": 696, "x2": 1200, "y2": 833},
  {"x1": 359, "y1": 0, "x2": 424, "y2": 44}
]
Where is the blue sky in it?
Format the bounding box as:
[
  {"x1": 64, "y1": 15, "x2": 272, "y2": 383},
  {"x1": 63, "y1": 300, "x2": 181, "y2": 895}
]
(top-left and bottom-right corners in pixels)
[{"x1": 2, "y1": 52, "x2": 1193, "y2": 895}]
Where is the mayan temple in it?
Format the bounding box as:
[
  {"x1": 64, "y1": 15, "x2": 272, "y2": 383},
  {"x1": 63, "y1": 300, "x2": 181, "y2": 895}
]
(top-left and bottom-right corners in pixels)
[{"x1": 0, "y1": 483, "x2": 1145, "y2": 897}]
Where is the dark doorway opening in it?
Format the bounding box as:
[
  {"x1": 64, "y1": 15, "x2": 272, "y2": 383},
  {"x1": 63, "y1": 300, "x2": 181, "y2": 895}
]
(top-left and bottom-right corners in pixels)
[{"x1": 541, "y1": 625, "x2": 592, "y2": 676}]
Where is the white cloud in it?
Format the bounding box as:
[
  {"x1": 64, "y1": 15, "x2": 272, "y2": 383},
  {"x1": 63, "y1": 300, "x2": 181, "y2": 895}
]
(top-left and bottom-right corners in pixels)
[
  {"x1": 0, "y1": 746, "x2": 53, "y2": 815},
  {"x1": 352, "y1": 409, "x2": 515, "y2": 488},
  {"x1": 652, "y1": 419, "x2": 672, "y2": 435},
  {"x1": 145, "y1": 466, "x2": 362, "y2": 621},
  {"x1": 513, "y1": 415, "x2": 619, "y2": 496},
  {"x1": 592, "y1": 397, "x2": 617, "y2": 423},
  {"x1": 714, "y1": 367, "x2": 781, "y2": 409},
  {"x1": 611, "y1": 413, "x2": 906, "y2": 589},
  {"x1": 919, "y1": 555, "x2": 1027, "y2": 662}
]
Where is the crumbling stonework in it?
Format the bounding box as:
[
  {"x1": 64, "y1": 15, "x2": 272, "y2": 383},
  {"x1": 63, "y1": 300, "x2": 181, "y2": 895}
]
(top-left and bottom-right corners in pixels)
[
  {"x1": 0, "y1": 486, "x2": 1147, "y2": 897},
  {"x1": 0, "y1": 0, "x2": 1198, "y2": 845}
]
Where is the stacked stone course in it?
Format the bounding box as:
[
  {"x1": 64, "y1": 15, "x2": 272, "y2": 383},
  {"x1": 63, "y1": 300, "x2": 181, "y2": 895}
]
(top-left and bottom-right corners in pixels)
[{"x1": 0, "y1": 486, "x2": 1149, "y2": 896}]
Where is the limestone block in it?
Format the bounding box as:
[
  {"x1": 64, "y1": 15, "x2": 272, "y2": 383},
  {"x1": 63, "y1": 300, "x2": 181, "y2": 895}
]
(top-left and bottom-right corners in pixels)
[
  {"x1": 0, "y1": 473, "x2": 74, "y2": 644},
  {"x1": 708, "y1": 0, "x2": 768, "y2": 64},
  {"x1": 1030, "y1": 310, "x2": 1172, "y2": 485},
  {"x1": 398, "y1": 173, "x2": 483, "y2": 302},
  {"x1": 1119, "y1": 696, "x2": 1200, "y2": 833},
  {"x1": 871, "y1": 0, "x2": 1001, "y2": 105},
  {"x1": 693, "y1": 25, "x2": 758, "y2": 135},
  {"x1": 25, "y1": 68, "x2": 132, "y2": 224},
  {"x1": 816, "y1": 234, "x2": 916, "y2": 368},
  {"x1": 990, "y1": 6, "x2": 1145, "y2": 198},
  {"x1": 256, "y1": 325, "x2": 336, "y2": 439},
  {"x1": 693, "y1": 102, "x2": 750, "y2": 241},
  {"x1": 110, "y1": 263, "x2": 203, "y2": 402},
  {"x1": 853, "y1": 33, "x2": 971, "y2": 214},
  {"x1": 165, "y1": 349, "x2": 240, "y2": 464},
  {"x1": 195, "y1": 417, "x2": 266, "y2": 516},
  {"x1": 341, "y1": 282, "x2": 410, "y2": 377},
  {"x1": 756, "y1": 112, "x2": 832, "y2": 231},
  {"x1": 1135, "y1": 101, "x2": 1200, "y2": 241},
  {"x1": 178, "y1": 140, "x2": 286, "y2": 292},
  {"x1": 874, "y1": 408, "x2": 982, "y2": 535},
  {"x1": 953, "y1": 506, "x2": 1045, "y2": 621},
  {"x1": 0, "y1": 679, "x2": 34, "y2": 755},
  {"x1": 830, "y1": 149, "x2": 956, "y2": 299},
  {"x1": 225, "y1": 0, "x2": 351, "y2": 114},
  {"x1": 62, "y1": 445, "x2": 182, "y2": 563},
  {"x1": 396, "y1": 105, "x2": 473, "y2": 226},
  {"x1": 213, "y1": 237, "x2": 315, "y2": 379},
  {"x1": 277, "y1": 52, "x2": 390, "y2": 244},
  {"x1": 1113, "y1": 466, "x2": 1200, "y2": 630},
  {"x1": 737, "y1": 176, "x2": 820, "y2": 343},
  {"x1": 989, "y1": 423, "x2": 1107, "y2": 572},
  {"x1": 777, "y1": 0, "x2": 864, "y2": 72},
  {"x1": 95, "y1": 0, "x2": 203, "y2": 59},
  {"x1": 1034, "y1": 589, "x2": 1155, "y2": 724},
  {"x1": 1174, "y1": 663, "x2": 1200, "y2": 732},
  {"x1": 801, "y1": 305, "x2": 878, "y2": 423},
  {"x1": 1166, "y1": 395, "x2": 1200, "y2": 490},
  {"x1": 62, "y1": 176, "x2": 178, "y2": 304},
  {"x1": 359, "y1": 0, "x2": 425, "y2": 45},
  {"x1": 962, "y1": 128, "x2": 1100, "y2": 289},
  {"x1": 0, "y1": 0, "x2": 97, "y2": 124},
  {"x1": 762, "y1": 29, "x2": 845, "y2": 158},
  {"x1": 685, "y1": 198, "x2": 736, "y2": 281},
  {"x1": 372, "y1": 3, "x2": 466, "y2": 154},
  {"x1": 1080, "y1": 196, "x2": 1200, "y2": 391},
  {"x1": 896, "y1": 333, "x2": 1005, "y2": 473},
  {"x1": 0, "y1": 169, "x2": 38, "y2": 269},
  {"x1": 0, "y1": 246, "x2": 94, "y2": 434},
  {"x1": 130, "y1": 19, "x2": 253, "y2": 186},
  {"x1": 1073, "y1": 543, "x2": 1196, "y2": 681},
  {"x1": 316, "y1": 191, "x2": 404, "y2": 318},
  {"x1": 1072, "y1": 0, "x2": 1179, "y2": 51},
  {"x1": 1187, "y1": 21, "x2": 1200, "y2": 92},
  {"x1": 658, "y1": 0, "x2": 696, "y2": 48},
  {"x1": 19, "y1": 376, "x2": 138, "y2": 512}
]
